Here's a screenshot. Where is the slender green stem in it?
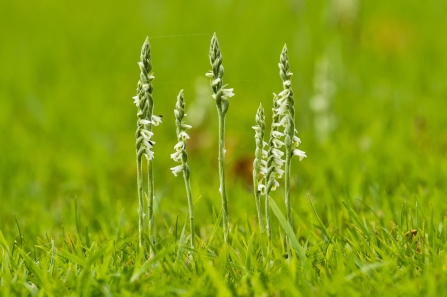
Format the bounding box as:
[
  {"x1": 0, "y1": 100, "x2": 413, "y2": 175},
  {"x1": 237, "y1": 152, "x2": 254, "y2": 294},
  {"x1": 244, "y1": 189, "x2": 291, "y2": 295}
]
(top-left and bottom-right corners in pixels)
[
  {"x1": 218, "y1": 113, "x2": 229, "y2": 242},
  {"x1": 183, "y1": 165, "x2": 195, "y2": 248},
  {"x1": 265, "y1": 190, "x2": 272, "y2": 242},
  {"x1": 207, "y1": 33, "x2": 233, "y2": 243},
  {"x1": 253, "y1": 178, "x2": 264, "y2": 234},
  {"x1": 136, "y1": 154, "x2": 144, "y2": 248},
  {"x1": 285, "y1": 149, "x2": 292, "y2": 258},
  {"x1": 148, "y1": 159, "x2": 155, "y2": 256}
]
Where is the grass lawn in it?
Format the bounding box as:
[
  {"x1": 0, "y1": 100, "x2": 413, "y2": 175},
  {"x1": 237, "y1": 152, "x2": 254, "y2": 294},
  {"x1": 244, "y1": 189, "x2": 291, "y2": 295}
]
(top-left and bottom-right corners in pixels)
[{"x1": 1, "y1": 0, "x2": 447, "y2": 295}]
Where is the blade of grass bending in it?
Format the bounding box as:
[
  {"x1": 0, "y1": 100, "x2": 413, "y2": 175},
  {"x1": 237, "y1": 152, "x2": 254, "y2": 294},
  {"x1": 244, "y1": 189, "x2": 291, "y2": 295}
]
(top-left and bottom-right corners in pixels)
[
  {"x1": 130, "y1": 248, "x2": 171, "y2": 282},
  {"x1": 269, "y1": 197, "x2": 307, "y2": 265},
  {"x1": 342, "y1": 200, "x2": 371, "y2": 241},
  {"x1": 308, "y1": 195, "x2": 333, "y2": 244}
]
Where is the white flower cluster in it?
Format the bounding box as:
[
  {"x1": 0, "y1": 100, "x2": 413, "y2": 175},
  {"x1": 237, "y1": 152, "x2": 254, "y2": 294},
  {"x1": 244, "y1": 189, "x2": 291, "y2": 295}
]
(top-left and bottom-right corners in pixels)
[
  {"x1": 170, "y1": 91, "x2": 192, "y2": 176},
  {"x1": 264, "y1": 93, "x2": 287, "y2": 193},
  {"x1": 252, "y1": 105, "x2": 268, "y2": 195},
  {"x1": 133, "y1": 91, "x2": 162, "y2": 161},
  {"x1": 276, "y1": 90, "x2": 307, "y2": 162},
  {"x1": 170, "y1": 125, "x2": 191, "y2": 176},
  {"x1": 205, "y1": 74, "x2": 235, "y2": 102}
]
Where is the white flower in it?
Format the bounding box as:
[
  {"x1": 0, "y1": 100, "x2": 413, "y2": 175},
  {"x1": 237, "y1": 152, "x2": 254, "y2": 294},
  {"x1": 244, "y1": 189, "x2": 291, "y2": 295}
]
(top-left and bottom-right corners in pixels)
[
  {"x1": 174, "y1": 141, "x2": 185, "y2": 151},
  {"x1": 258, "y1": 184, "x2": 266, "y2": 195},
  {"x1": 293, "y1": 135, "x2": 301, "y2": 147},
  {"x1": 170, "y1": 150, "x2": 182, "y2": 162},
  {"x1": 260, "y1": 166, "x2": 267, "y2": 175},
  {"x1": 283, "y1": 80, "x2": 291, "y2": 87},
  {"x1": 144, "y1": 149, "x2": 154, "y2": 161},
  {"x1": 222, "y1": 88, "x2": 234, "y2": 98},
  {"x1": 262, "y1": 149, "x2": 268, "y2": 158},
  {"x1": 211, "y1": 78, "x2": 221, "y2": 86},
  {"x1": 205, "y1": 71, "x2": 214, "y2": 78},
  {"x1": 272, "y1": 148, "x2": 284, "y2": 157},
  {"x1": 293, "y1": 149, "x2": 307, "y2": 161},
  {"x1": 273, "y1": 116, "x2": 287, "y2": 128},
  {"x1": 278, "y1": 89, "x2": 290, "y2": 97},
  {"x1": 139, "y1": 119, "x2": 152, "y2": 125},
  {"x1": 179, "y1": 131, "x2": 190, "y2": 140},
  {"x1": 275, "y1": 104, "x2": 288, "y2": 115},
  {"x1": 272, "y1": 138, "x2": 284, "y2": 148},
  {"x1": 272, "y1": 131, "x2": 284, "y2": 138},
  {"x1": 271, "y1": 179, "x2": 280, "y2": 191},
  {"x1": 140, "y1": 130, "x2": 153, "y2": 140},
  {"x1": 272, "y1": 158, "x2": 285, "y2": 168},
  {"x1": 170, "y1": 165, "x2": 184, "y2": 176},
  {"x1": 151, "y1": 115, "x2": 162, "y2": 126},
  {"x1": 143, "y1": 140, "x2": 154, "y2": 148},
  {"x1": 132, "y1": 95, "x2": 140, "y2": 106},
  {"x1": 181, "y1": 123, "x2": 192, "y2": 130},
  {"x1": 274, "y1": 168, "x2": 284, "y2": 178}
]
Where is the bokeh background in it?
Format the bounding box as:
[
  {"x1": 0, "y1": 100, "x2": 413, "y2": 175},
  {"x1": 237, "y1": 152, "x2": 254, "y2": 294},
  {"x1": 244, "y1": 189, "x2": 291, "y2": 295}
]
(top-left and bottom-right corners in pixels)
[{"x1": 1, "y1": 0, "x2": 447, "y2": 241}]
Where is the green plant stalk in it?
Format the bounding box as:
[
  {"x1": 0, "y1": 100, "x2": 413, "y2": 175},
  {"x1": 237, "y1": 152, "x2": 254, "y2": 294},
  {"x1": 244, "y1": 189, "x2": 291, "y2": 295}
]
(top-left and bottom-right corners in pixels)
[
  {"x1": 218, "y1": 113, "x2": 229, "y2": 242},
  {"x1": 253, "y1": 176, "x2": 264, "y2": 233},
  {"x1": 136, "y1": 155, "x2": 144, "y2": 248},
  {"x1": 253, "y1": 104, "x2": 266, "y2": 233},
  {"x1": 207, "y1": 33, "x2": 233, "y2": 243},
  {"x1": 147, "y1": 91, "x2": 155, "y2": 256},
  {"x1": 182, "y1": 164, "x2": 195, "y2": 248},
  {"x1": 264, "y1": 95, "x2": 281, "y2": 243},
  {"x1": 148, "y1": 160, "x2": 155, "y2": 255},
  {"x1": 284, "y1": 152, "x2": 293, "y2": 229},
  {"x1": 172, "y1": 90, "x2": 195, "y2": 248},
  {"x1": 265, "y1": 189, "x2": 272, "y2": 242},
  {"x1": 280, "y1": 44, "x2": 296, "y2": 257}
]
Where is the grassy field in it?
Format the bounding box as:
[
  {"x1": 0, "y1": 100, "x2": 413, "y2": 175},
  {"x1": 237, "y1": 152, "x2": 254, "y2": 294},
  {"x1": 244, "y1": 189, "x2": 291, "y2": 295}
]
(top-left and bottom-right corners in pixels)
[{"x1": 2, "y1": 0, "x2": 447, "y2": 295}]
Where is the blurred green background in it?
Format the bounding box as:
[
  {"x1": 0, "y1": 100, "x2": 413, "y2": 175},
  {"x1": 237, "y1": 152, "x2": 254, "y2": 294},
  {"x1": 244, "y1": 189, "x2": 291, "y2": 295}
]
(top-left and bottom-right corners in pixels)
[{"x1": 1, "y1": 0, "x2": 447, "y2": 241}]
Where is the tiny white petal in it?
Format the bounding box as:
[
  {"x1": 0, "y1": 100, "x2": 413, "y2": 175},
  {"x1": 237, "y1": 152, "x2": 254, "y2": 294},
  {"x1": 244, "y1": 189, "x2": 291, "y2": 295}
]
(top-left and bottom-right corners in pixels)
[
  {"x1": 271, "y1": 179, "x2": 280, "y2": 191},
  {"x1": 272, "y1": 148, "x2": 284, "y2": 157},
  {"x1": 174, "y1": 141, "x2": 185, "y2": 151},
  {"x1": 272, "y1": 131, "x2": 284, "y2": 138},
  {"x1": 170, "y1": 165, "x2": 184, "y2": 176},
  {"x1": 293, "y1": 149, "x2": 307, "y2": 161},
  {"x1": 151, "y1": 115, "x2": 162, "y2": 126},
  {"x1": 205, "y1": 71, "x2": 214, "y2": 78},
  {"x1": 258, "y1": 184, "x2": 266, "y2": 195},
  {"x1": 222, "y1": 88, "x2": 234, "y2": 98},
  {"x1": 139, "y1": 119, "x2": 151, "y2": 125},
  {"x1": 170, "y1": 151, "x2": 182, "y2": 162},
  {"x1": 144, "y1": 150, "x2": 154, "y2": 160},
  {"x1": 278, "y1": 89, "x2": 290, "y2": 97},
  {"x1": 211, "y1": 78, "x2": 221, "y2": 86},
  {"x1": 132, "y1": 95, "x2": 140, "y2": 105},
  {"x1": 182, "y1": 123, "x2": 192, "y2": 129},
  {"x1": 272, "y1": 138, "x2": 284, "y2": 148},
  {"x1": 293, "y1": 136, "x2": 301, "y2": 147},
  {"x1": 141, "y1": 130, "x2": 154, "y2": 140},
  {"x1": 262, "y1": 149, "x2": 268, "y2": 158},
  {"x1": 275, "y1": 168, "x2": 284, "y2": 178},
  {"x1": 275, "y1": 104, "x2": 288, "y2": 115},
  {"x1": 179, "y1": 131, "x2": 190, "y2": 140}
]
